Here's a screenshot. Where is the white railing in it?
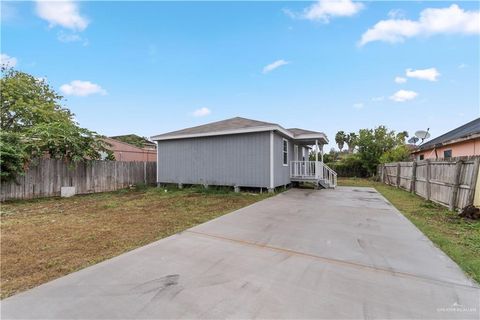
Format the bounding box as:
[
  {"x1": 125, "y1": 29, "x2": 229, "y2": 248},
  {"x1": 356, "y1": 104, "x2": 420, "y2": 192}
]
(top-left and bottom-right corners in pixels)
[
  {"x1": 320, "y1": 162, "x2": 337, "y2": 188},
  {"x1": 290, "y1": 161, "x2": 317, "y2": 178},
  {"x1": 290, "y1": 161, "x2": 337, "y2": 188}
]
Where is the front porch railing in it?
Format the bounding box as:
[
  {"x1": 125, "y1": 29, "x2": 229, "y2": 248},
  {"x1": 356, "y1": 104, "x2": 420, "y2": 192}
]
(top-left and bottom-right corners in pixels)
[{"x1": 290, "y1": 161, "x2": 337, "y2": 188}]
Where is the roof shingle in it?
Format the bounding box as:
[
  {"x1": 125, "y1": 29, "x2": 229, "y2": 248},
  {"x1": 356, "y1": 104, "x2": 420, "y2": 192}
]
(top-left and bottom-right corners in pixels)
[{"x1": 418, "y1": 118, "x2": 480, "y2": 150}]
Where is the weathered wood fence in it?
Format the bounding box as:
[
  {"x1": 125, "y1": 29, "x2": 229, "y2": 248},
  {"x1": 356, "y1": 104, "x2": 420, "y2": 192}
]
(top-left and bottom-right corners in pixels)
[
  {"x1": 377, "y1": 157, "x2": 480, "y2": 210},
  {"x1": 1, "y1": 159, "x2": 157, "y2": 201}
]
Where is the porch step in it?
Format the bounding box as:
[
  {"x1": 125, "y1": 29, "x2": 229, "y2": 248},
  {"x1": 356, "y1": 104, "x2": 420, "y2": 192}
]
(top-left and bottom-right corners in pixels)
[{"x1": 317, "y1": 179, "x2": 333, "y2": 189}]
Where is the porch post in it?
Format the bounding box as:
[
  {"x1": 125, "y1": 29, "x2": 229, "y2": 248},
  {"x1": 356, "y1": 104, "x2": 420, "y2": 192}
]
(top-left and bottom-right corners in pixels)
[{"x1": 321, "y1": 144, "x2": 324, "y2": 163}]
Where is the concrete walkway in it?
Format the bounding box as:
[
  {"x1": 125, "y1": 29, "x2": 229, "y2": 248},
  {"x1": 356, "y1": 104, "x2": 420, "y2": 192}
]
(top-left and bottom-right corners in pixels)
[{"x1": 2, "y1": 187, "x2": 479, "y2": 319}]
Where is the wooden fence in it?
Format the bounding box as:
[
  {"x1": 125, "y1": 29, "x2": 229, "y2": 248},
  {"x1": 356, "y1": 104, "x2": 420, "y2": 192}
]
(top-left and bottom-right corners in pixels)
[
  {"x1": 377, "y1": 157, "x2": 480, "y2": 210},
  {"x1": 1, "y1": 159, "x2": 157, "y2": 201}
]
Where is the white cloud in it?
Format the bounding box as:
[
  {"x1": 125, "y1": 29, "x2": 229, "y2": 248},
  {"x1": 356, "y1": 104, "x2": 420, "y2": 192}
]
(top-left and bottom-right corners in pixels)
[
  {"x1": 353, "y1": 102, "x2": 364, "y2": 109},
  {"x1": 0, "y1": 53, "x2": 17, "y2": 67},
  {"x1": 262, "y1": 59, "x2": 289, "y2": 74},
  {"x1": 302, "y1": 0, "x2": 364, "y2": 23},
  {"x1": 371, "y1": 96, "x2": 384, "y2": 102},
  {"x1": 36, "y1": 0, "x2": 89, "y2": 31},
  {"x1": 395, "y1": 76, "x2": 407, "y2": 84},
  {"x1": 359, "y1": 4, "x2": 479, "y2": 46},
  {"x1": 458, "y1": 63, "x2": 467, "y2": 69},
  {"x1": 389, "y1": 90, "x2": 418, "y2": 102},
  {"x1": 406, "y1": 68, "x2": 440, "y2": 81},
  {"x1": 192, "y1": 107, "x2": 211, "y2": 117},
  {"x1": 60, "y1": 80, "x2": 106, "y2": 96},
  {"x1": 388, "y1": 9, "x2": 406, "y2": 19}
]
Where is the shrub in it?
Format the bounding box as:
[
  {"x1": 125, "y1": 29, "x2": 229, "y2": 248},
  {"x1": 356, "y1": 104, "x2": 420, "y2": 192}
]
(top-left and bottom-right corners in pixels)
[{"x1": 326, "y1": 155, "x2": 369, "y2": 178}]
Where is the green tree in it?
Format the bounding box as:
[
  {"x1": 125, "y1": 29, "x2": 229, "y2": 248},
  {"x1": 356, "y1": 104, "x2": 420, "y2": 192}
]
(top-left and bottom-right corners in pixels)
[
  {"x1": 345, "y1": 132, "x2": 358, "y2": 153},
  {"x1": 379, "y1": 145, "x2": 411, "y2": 163},
  {"x1": 0, "y1": 67, "x2": 108, "y2": 182},
  {"x1": 355, "y1": 126, "x2": 402, "y2": 176},
  {"x1": 335, "y1": 131, "x2": 347, "y2": 151}
]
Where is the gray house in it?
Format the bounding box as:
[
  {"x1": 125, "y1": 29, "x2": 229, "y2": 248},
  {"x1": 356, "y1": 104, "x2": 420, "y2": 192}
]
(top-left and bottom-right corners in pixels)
[{"x1": 151, "y1": 117, "x2": 336, "y2": 192}]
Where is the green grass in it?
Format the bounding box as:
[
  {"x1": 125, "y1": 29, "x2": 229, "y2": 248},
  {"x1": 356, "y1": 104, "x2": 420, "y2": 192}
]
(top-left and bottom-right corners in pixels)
[{"x1": 338, "y1": 177, "x2": 480, "y2": 284}]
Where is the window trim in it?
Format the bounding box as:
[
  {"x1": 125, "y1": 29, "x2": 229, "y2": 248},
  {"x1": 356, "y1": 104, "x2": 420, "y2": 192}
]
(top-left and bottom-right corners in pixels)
[
  {"x1": 282, "y1": 138, "x2": 288, "y2": 166},
  {"x1": 443, "y1": 149, "x2": 452, "y2": 159}
]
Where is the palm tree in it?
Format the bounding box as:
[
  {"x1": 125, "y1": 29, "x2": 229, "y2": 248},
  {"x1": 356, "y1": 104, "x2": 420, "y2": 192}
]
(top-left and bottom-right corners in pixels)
[
  {"x1": 345, "y1": 132, "x2": 358, "y2": 153},
  {"x1": 335, "y1": 131, "x2": 346, "y2": 151}
]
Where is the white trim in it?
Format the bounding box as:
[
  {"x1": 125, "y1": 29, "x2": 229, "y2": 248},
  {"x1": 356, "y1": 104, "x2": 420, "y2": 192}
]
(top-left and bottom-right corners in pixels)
[
  {"x1": 282, "y1": 138, "x2": 289, "y2": 167},
  {"x1": 151, "y1": 124, "x2": 329, "y2": 143},
  {"x1": 270, "y1": 131, "x2": 274, "y2": 189},
  {"x1": 294, "y1": 144, "x2": 298, "y2": 161}
]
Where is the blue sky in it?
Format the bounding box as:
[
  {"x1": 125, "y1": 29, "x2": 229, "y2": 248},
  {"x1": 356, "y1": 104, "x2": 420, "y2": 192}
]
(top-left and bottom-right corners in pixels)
[{"x1": 1, "y1": 1, "x2": 479, "y2": 150}]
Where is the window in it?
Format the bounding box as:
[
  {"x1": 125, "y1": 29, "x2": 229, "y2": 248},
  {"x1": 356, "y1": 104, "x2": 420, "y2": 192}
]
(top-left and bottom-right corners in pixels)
[
  {"x1": 443, "y1": 149, "x2": 452, "y2": 159},
  {"x1": 283, "y1": 139, "x2": 288, "y2": 166},
  {"x1": 302, "y1": 147, "x2": 306, "y2": 161},
  {"x1": 419, "y1": 155, "x2": 424, "y2": 160}
]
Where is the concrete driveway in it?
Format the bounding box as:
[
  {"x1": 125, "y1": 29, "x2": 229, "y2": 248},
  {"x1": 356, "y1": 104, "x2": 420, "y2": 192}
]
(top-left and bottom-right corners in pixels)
[{"x1": 2, "y1": 187, "x2": 479, "y2": 319}]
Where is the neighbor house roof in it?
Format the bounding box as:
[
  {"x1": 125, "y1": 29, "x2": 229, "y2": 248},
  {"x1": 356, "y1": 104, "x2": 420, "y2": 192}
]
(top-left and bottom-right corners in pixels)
[
  {"x1": 110, "y1": 134, "x2": 156, "y2": 148},
  {"x1": 151, "y1": 117, "x2": 328, "y2": 144},
  {"x1": 415, "y1": 118, "x2": 480, "y2": 151}
]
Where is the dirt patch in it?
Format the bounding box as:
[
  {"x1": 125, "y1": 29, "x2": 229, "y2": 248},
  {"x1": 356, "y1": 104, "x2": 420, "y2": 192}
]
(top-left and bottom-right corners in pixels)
[{"x1": 0, "y1": 187, "x2": 270, "y2": 299}]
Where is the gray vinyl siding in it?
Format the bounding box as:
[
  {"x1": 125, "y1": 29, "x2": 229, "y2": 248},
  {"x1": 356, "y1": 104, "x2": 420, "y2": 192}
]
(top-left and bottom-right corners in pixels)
[
  {"x1": 157, "y1": 132, "x2": 270, "y2": 188},
  {"x1": 273, "y1": 132, "x2": 293, "y2": 187}
]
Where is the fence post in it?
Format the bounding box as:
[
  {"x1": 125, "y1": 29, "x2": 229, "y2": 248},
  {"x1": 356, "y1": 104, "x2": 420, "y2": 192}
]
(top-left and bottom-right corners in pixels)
[
  {"x1": 449, "y1": 159, "x2": 463, "y2": 211},
  {"x1": 426, "y1": 159, "x2": 431, "y2": 201},
  {"x1": 467, "y1": 157, "x2": 480, "y2": 206},
  {"x1": 396, "y1": 163, "x2": 401, "y2": 188},
  {"x1": 144, "y1": 162, "x2": 147, "y2": 185},
  {"x1": 410, "y1": 161, "x2": 417, "y2": 193}
]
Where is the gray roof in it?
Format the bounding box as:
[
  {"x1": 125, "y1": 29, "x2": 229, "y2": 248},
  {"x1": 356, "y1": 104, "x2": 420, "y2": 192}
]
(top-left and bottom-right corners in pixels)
[
  {"x1": 153, "y1": 117, "x2": 275, "y2": 139},
  {"x1": 417, "y1": 118, "x2": 480, "y2": 150},
  {"x1": 151, "y1": 117, "x2": 327, "y2": 142},
  {"x1": 287, "y1": 128, "x2": 324, "y2": 137}
]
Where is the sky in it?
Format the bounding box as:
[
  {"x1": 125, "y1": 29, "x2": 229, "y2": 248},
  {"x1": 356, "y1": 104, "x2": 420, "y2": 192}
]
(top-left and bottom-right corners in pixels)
[{"x1": 1, "y1": 0, "x2": 479, "y2": 151}]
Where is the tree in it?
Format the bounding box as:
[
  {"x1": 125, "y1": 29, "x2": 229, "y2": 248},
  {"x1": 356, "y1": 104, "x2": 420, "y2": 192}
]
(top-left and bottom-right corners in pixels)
[
  {"x1": 379, "y1": 145, "x2": 411, "y2": 163},
  {"x1": 335, "y1": 131, "x2": 346, "y2": 150},
  {"x1": 355, "y1": 126, "x2": 404, "y2": 176},
  {"x1": 0, "y1": 67, "x2": 108, "y2": 182},
  {"x1": 345, "y1": 132, "x2": 358, "y2": 153}
]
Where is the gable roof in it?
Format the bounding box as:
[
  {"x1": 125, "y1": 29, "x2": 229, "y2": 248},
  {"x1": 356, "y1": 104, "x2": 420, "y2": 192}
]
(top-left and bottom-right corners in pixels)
[
  {"x1": 152, "y1": 117, "x2": 276, "y2": 139},
  {"x1": 151, "y1": 117, "x2": 328, "y2": 143},
  {"x1": 417, "y1": 118, "x2": 480, "y2": 151}
]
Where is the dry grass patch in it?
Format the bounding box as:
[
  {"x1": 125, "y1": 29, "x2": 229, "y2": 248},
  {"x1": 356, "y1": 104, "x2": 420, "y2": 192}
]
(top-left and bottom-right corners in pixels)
[{"x1": 0, "y1": 186, "x2": 271, "y2": 299}]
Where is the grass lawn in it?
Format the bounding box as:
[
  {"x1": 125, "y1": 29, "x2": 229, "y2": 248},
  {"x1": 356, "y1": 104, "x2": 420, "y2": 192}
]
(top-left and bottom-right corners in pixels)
[
  {"x1": 338, "y1": 177, "x2": 480, "y2": 284},
  {"x1": 0, "y1": 186, "x2": 271, "y2": 299}
]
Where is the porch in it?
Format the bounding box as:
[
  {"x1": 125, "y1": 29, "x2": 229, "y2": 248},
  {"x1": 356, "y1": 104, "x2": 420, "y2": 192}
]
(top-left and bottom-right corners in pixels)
[{"x1": 290, "y1": 161, "x2": 337, "y2": 189}]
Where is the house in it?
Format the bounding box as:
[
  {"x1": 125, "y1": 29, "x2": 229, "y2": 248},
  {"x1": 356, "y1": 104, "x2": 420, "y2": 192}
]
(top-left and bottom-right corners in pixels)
[
  {"x1": 412, "y1": 118, "x2": 480, "y2": 160},
  {"x1": 110, "y1": 134, "x2": 157, "y2": 150},
  {"x1": 151, "y1": 117, "x2": 336, "y2": 192},
  {"x1": 103, "y1": 137, "x2": 156, "y2": 162}
]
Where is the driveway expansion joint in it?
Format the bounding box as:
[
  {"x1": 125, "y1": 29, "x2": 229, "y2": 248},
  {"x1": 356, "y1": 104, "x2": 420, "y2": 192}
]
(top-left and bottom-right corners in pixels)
[{"x1": 185, "y1": 229, "x2": 479, "y2": 290}]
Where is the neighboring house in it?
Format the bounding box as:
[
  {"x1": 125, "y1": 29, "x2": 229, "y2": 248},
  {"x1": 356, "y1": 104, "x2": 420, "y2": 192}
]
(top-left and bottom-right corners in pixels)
[
  {"x1": 412, "y1": 118, "x2": 480, "y2": 160},
  {"x1": 151, "y1": 117, "x2": 336, "y2": 192},
  {"x1": 103, "y1": 137, "x2": 156, "y2": 162},
  {"x1": 110, "y1": 134, "x2": 157, "y2": 150}
]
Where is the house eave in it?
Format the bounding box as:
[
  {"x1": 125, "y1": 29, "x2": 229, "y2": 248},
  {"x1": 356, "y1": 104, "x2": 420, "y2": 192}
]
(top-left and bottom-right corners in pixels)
[
  {"x1": 412, "y1": 133, "x2": 480, "y2": 154},
  {"x1": 151, "y1": 125, "x2": 328, "y2": 144}
]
